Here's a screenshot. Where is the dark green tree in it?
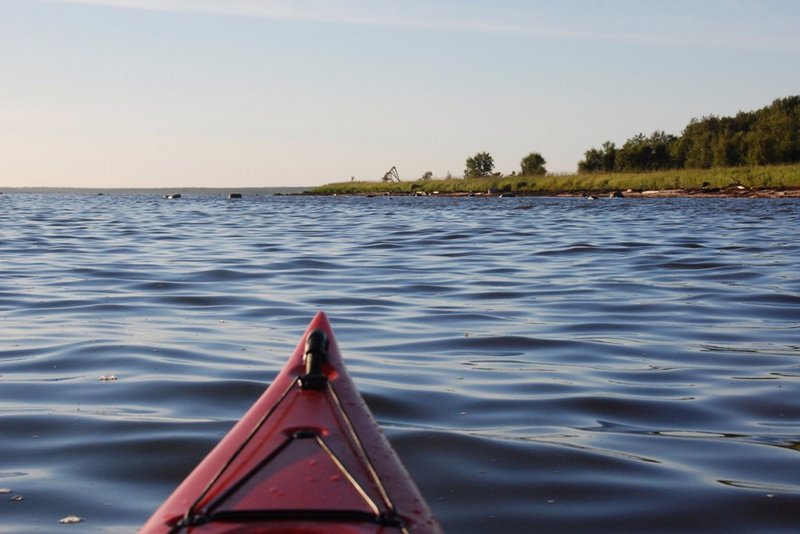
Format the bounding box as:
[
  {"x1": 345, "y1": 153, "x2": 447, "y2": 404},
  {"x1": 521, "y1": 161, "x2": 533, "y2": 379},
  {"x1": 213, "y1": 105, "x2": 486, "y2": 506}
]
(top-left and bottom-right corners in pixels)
[
  {"x1": 745, "y1": 96, "x2": 800, "y2": 165},
  {"x1": 578, "y1": 96, "x2": 800, "y2": 172},
  {"x1": 676, "y1": 97, "x2": 800, "y2": 169},
  {"x1": 520, "y1": 152, "x2": 547, "y2": 176},
  {"x1": 578, "y1": 147, "x2": 604, "y2": 173},
  {"x1": 600, "y1": 141, "x2": 617, "y2": 171},
  {"x1": 578, "y1": 141, "x2": 616, "y2": 173},
  {"x1": 677, "y1": 116, "x2": 717, "y2": 168},
  {"x1": 464, "y1": 152, "x2": 494, "y2": 178},
  {"x1": 648, "y1": 131, "x2": 678, "y2": 169},
  {"x1": 614, "y1": 131, "x2": 677, "y2": 171},
  {"x1": 616, "y1": 133, "x2": 650, "y2": 171}
]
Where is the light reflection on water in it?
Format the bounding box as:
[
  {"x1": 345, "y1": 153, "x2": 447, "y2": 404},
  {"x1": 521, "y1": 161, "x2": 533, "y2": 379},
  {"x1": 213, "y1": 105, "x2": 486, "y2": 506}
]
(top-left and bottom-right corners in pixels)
[{"x1": 1, "y1": 193, "x2": 799, "y2": 532}]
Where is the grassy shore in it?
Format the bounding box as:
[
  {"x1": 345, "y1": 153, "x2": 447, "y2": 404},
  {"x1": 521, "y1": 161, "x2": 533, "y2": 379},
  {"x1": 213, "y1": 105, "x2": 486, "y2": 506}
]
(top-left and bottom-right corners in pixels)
[{"x1": 312, "y1": 163, "x2": 800, "y2": 196}]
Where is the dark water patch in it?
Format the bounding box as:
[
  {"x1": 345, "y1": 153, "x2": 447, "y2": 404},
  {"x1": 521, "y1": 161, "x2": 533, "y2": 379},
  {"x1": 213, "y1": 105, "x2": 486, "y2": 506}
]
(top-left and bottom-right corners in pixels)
[
  {"x1": 734, "y1": 292, "x2": 800, "y2": 307},
  {"x1": 70, "y1": 266, "x2": 155, "y2": 280},
  {"x1": 359, "y1": 335, "x2": 588, "y2": 358},
  {"x1": 359, "y1": 240, "x2": 405, "y2": 250},
  {"x1": 553, "y1": 321, "x2": 662, "y2": 336},
  {"x1": 234, "y1": 305, "x2": 306, "y2": 321},
  {"x1": 151, "y1": 293, "x2": 261, "y2": 308},
  {"x1": 127, "y1": 280, "x2": 194, "y2": 291},
  {"x1": 360, "y1": 283, "x2": 457, "y2": 295},
  {"x1": 464, "y1": 290, "x2": 531, "y2": 300},
  {"x1": 266, "y1": 258, "x2": 347, "y2": 271},
  {"x1": 660, "y1": 260, "x2": 738, "y2": 270},
  {"x1": 310, "y1": 295, "x2": 404, "y2": 309},
  {"x1": 179, "y1": 268, "x2": 270, "y2": 282}
]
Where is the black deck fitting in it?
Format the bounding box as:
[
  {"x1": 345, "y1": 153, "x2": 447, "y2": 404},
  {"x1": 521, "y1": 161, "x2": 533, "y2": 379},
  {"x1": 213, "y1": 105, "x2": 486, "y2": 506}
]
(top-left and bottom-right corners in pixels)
[{"x1": 301, "y1": 329, "x2": 329, "y2": 390}]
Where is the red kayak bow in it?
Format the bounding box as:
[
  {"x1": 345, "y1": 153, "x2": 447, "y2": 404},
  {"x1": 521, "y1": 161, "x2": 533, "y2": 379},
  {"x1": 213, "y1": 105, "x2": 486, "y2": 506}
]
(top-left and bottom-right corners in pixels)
[{"x1": 141, "y1": 312, "x2": 442, "y2": 533}]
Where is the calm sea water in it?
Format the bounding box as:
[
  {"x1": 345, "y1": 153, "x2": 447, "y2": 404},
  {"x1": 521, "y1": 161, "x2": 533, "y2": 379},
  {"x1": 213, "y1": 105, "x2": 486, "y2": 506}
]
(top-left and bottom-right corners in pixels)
[{"x1": 1, "y1": 193, "x2": 798, "y2": 533}]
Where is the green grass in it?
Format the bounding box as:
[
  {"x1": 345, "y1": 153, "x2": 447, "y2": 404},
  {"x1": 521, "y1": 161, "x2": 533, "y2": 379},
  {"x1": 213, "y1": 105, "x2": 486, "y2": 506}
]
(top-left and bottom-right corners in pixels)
[{"x1": 311, "y1": 163, "x2": 800, "y2": 195}]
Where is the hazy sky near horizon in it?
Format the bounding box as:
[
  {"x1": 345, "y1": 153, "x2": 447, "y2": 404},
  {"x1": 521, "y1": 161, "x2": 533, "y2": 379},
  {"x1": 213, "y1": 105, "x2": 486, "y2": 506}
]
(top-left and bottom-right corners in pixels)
[{"x1": 2, "y1": 0, "x2": 799, "y2": 188}]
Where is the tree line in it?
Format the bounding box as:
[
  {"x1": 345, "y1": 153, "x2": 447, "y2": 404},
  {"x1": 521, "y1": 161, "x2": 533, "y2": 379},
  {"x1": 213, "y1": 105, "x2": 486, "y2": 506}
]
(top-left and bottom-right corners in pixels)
[
  {"x1": 578, "y1": 96, "x2": 800, "y2": 173},
  {"x1": 460, "y1": 151, "x2": 547, "y2": 178}
]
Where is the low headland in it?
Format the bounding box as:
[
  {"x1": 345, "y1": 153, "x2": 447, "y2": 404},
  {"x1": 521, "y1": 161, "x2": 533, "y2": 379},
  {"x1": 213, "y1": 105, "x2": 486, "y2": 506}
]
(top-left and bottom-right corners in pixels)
[{"x1": 311, "y1": 163, "x2": 800, "y2": 198}]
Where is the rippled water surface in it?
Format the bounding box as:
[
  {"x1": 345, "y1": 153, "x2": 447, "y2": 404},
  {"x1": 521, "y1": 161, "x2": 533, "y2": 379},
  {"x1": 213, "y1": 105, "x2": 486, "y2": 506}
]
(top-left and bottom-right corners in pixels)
[{"x1": 1, "y1": 193, "x2": 799, "y2": 532}]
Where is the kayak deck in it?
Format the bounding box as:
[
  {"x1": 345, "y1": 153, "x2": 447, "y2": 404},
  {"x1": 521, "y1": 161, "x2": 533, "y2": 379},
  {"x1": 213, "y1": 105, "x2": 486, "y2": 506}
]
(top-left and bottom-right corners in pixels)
[{"x1": 141, "y1": 312, "x2": 441, "y2": 533}]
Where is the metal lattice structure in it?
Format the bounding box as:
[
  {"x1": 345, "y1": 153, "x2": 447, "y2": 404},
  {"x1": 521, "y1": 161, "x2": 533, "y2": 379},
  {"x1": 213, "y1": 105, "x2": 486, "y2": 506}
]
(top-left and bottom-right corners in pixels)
[{"x1": 381, "y1": 166, "x2": 400, "y2": 183}]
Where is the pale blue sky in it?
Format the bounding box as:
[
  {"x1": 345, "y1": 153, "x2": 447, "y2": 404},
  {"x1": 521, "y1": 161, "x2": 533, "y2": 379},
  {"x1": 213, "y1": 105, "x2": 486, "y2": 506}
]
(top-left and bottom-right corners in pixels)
[{"x1": 2, "y1": 0, "x2": 799, "y2": 188}]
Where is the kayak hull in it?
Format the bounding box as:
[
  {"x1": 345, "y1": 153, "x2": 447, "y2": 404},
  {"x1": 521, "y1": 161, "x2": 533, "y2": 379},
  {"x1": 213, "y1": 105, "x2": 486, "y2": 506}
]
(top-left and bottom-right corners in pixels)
[{"x1": 141, "y1": 312, "x2": 441, "y2": 533}]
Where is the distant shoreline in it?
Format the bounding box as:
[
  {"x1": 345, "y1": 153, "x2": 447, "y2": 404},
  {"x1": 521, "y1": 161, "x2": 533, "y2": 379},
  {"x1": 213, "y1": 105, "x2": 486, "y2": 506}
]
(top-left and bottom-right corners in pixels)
[
  {"x1": 306, "y1": 187, "x2": 800, "y2": 199},
  {"x1": 5, "y1": 187, "x2": 795, "y2": 199},
  {"x1": 0, "y1": 186, "x2": 310, "y2": 196},
  {"x1": 2, "y1": 186, "x2": 797, "y2": 199},
  {"x1": 583, "y1": 187, "x2": 800, "y2": 198},
  {"x1": 311, "y1": 163, "x2": 800, "y2": 198}
]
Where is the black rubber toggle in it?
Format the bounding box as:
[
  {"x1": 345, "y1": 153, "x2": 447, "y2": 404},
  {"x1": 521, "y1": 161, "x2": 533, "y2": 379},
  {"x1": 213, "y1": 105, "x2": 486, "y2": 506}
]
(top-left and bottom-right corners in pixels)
[{"x1": 300, "y1": 329, "x2": 329, "y2": 390}]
